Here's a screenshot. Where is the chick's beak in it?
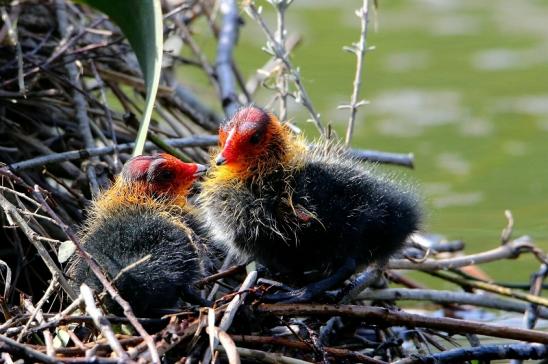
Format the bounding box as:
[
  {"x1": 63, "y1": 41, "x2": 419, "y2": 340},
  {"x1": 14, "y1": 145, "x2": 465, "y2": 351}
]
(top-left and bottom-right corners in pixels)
[
  {"x1": 215, "y1": 154, "x2": 227, "y2": 166},
  {"x1": 193, "y1": 164, "x2": 208, "y2": 177}
]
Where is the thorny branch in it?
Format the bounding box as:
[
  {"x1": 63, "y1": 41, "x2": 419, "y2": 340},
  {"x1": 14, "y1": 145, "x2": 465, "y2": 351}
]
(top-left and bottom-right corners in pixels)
[
  {"x1": 343, "y1": 0, "x2": 371, "y2": 145},
  {"x1": 244, "y1": 1, "x2": 326, "y2": 135}
]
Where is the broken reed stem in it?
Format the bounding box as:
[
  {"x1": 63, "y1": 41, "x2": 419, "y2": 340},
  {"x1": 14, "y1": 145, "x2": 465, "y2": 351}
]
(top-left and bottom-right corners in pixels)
[
  {"x1": 244, "y1": 1, "x2": 325, "y2": 136},
  {"x1": 32, "y1": 187, "x2": 160, "y2": 364},
  {"x1": 344, "y1": 0, "x2": 370, "y2": 145},
  {"x1": 256, "y1": 304, "x2": 548, "y2": 344},
  {"x1": 431, "y1": 270, "x2": 548, "y2": 307}
]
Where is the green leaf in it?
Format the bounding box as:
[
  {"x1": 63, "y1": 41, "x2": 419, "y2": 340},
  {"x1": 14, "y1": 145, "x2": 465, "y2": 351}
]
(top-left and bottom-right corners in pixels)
[{"x1": 80, "y1": 0, "x2": 163, "y2": 156}]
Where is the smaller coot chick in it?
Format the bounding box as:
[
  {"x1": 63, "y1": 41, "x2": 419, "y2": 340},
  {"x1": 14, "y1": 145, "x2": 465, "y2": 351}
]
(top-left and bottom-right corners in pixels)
[{"x1": 67, "y1": 154, "x2": 209, "y2": 316}]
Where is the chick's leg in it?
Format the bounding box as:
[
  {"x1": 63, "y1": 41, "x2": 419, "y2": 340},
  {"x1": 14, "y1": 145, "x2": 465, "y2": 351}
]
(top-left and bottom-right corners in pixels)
[{"x1": 263, "y1": 257, "x2": 357, "y2": 303}]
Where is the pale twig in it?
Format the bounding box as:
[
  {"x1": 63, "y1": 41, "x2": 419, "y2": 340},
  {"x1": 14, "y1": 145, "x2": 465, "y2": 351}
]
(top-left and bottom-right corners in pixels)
[
  {"x1": 357, "y1": 288, "x2": 548, "y2": 318},
  {"x1": 273, "y1": 0, "x2": 291, "y2": 122},
  {"x1": 343, "y1": 0, "x2": 370, "y2": 145},
  {"x1": 21, "y1": 298, "x2": 55, "y2": 357},
  {"x1": 216, "y1": 0, "x2": 241, "y2": 116},
  {"x1": 0, "y1": 193, "x2": 78, "y2": 300},
  {"x1": 206, "y1": 326, "x2": 240, "y2": 364},
  {"x1": 256, "y1": 303, "x2": 548, "y2": 344},
  {"x1": 0, "y1": 259, "x2": 12, "y2": 299},
  {"x1": 203, "y1": 271, "x2": 257, "y2": 363},
  {"x1": 244, "y1": 2, "x2": 325, "y2": 135},
  {"x1": 32, "y1": 187, "x2": 160, "y2": 364},
  {"x1": 207, "y1": 252, "x2": 234, "y2": 301},
  {"x1": 17, "y1": 275, "x2": 59, "y2": 343},
  {"x1": 501, "y1": 209, "x2": 514, "y2": 244},
  {"x1": 431, "y1": 270, "x2": 548, "y2": 308},
  {"x1": 388, "y1": 236, "x2": 536, "y2": 270},
  {"x1": 80, "y1": 284, "x2": 129, "y2": 361},
  {"x1": 245, "y1": 34, "x2": 301, "y2": 96}
]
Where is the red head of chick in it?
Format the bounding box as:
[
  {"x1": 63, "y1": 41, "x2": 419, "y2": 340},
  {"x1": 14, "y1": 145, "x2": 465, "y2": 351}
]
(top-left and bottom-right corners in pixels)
[
  {"x1": 200, "y1": 106, "x2": 422, "y2": 302},
  {"x1": 68, "y1": 154, "x2": 209, "y2": 316}
]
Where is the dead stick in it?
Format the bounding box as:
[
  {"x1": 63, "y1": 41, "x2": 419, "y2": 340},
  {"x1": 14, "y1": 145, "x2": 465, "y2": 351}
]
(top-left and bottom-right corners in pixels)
[
  {"x1": 255, "y1": 304, "x2": 548, "y2": 344},
  {"x1": 231, "y1": 335, "x2": 387, "y2": 364}
]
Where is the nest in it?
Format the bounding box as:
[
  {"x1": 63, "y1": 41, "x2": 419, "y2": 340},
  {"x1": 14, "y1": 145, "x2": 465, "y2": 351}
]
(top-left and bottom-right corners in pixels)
[{"x1": 1, "y1": 1, "x2": 547, "y2": 363}]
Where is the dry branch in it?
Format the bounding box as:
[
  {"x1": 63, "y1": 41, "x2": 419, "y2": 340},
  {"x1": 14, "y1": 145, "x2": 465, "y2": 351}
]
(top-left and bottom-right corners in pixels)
[{"x1": 256, "y1": 304, "x2": 548, "y2": 344}]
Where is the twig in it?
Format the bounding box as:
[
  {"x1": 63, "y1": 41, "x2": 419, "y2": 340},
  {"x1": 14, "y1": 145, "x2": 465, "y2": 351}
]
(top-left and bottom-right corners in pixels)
[
  {"x1": 21, "y1": 298, "x2": 55, "y2": 357},
  {"x1": 169, "y1": 83, "x2": 221, "y2": 130},
  {"x1": 206, "y1": 326, "x2": 240, "y2": 364},
  {"x1": 203, "y1": 271, "x2": 257, "y2": 363},
  {"x1": 357, "y1": 288, "x2": 548, "y2": 318},
  {"x1": 393, "y1": 343, "x2": 548, "y2": 363},
  {"x1": 232, "y1": 335, "x2": 387, "y2": 363},
  {"x1": 343, "y1": 0, "x2": 370, "y2": 145},
  {"x1": 244, "y1": 2, "x2": 325, "y2": 135},
  {"x1": 196, "y1": 264, "x2": 246, "y2": 288},
  {"x1": 256, "y1": 304, "x2": 548, "y2": 344},
  {"x1": 80, "y1": 284, "x2": 129, "y2": 361},
  {"x1": 207, "y1": 252, "x2": 234, "y2": 301},
  {"x1": 0, "y1": 335, "x2": 59, "y2": 364},
  {"x1": 32, "y1": 187, "x2": 160, "y2": 364},
  {"x1": 6, "y1": 135, "x2": 218, "y2": 172},
  {"x1": 216, "y1": 0, "x2": 241, "y2": 116},
  {"x1": 0, "y1": 193, "x2": 78, "y2": 300},
  {"x1": 0, "y1": 259, "x2": 12, "y2": 300},
  {"x1": 218, "y1": 346, "x2": 313, "y2": 364},
  {"x1": 55, "y1": 0, "x2": 100, "y2": 196},
  {"x1": 389, "y1": 237, "x2": 536, "y2": 270},
  {"x1": 431, "y1": 270, "x2": 548, "y2": 308},
  {"x1": 524, "y1": 264, "x2": 548, "y2": 329},
  {"x1": 501, "y1": 209, "x2": 514, "y2": 244},
  {"x1": 17, "y1": 275, "x2": 59, "y2": 342},
  {"x1": 348, "y1": 148, "x2": 414, "y2": 168}
]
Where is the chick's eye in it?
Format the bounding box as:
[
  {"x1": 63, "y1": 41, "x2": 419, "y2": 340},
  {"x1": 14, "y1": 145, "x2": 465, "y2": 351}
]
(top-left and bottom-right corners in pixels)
[
  {"x1": 156, "y1": 169, "x2": 173, "y2": 182},
  {"x1": 249, "y1": 131, "x2": 262, "y2": 145}
]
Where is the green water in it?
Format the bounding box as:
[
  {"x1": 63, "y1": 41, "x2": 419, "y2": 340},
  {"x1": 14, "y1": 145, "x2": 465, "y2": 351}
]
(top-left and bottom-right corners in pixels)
[{"x1": 185, "y1": 0, "x2": 548, "y2": 283}]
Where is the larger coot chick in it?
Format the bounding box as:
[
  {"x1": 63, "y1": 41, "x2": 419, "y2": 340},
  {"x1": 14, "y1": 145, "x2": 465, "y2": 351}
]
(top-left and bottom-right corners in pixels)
[{"x1": 199, "y1": 106, "x2": 422, "y2": 301}]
